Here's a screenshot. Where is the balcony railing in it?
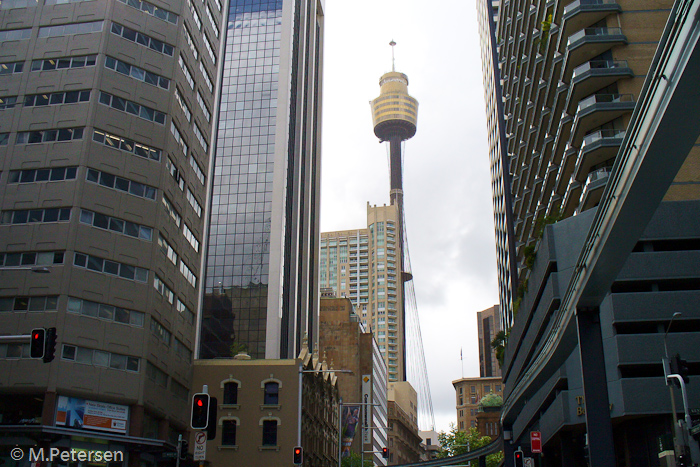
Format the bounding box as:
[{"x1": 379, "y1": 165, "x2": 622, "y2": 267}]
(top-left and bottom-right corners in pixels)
[
  {"x1": 585, "y1": 166, "x2": 612, "y2": 184},
  {"x1": 581, "y1": 129, "x2": 626, "y2": 147},
  {"x1": 564, "y1": 0, "x2": 618, "y2": 16},
  {"x1": 572, "y1": 59, "x2": 630, "y2": 79},
  {"x1": 567, "y1": 27, "x2": 623, "y2": 46},
  {"x1": 577, "y1": 93, "x2": 634, "y2": 112}
]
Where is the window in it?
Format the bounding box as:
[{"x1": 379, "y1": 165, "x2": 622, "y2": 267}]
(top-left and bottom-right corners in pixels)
[
  {"x1": 0, "y1": 295, "x2": 59, "y2": 312},
  {"x1": 31, "y1": 55, "x2": 96, "y2": 71},
  {"x1": 16, "y1": 127, "x2": 84, "y2": 144},
  {"x1": 178, "y1": 55, "x2": 194, "y2": 89},
  {"x1": 67, "y1": 296, "x2": 144, "y2": 326},
  {"x1": 0, "y1": 251, "x2": 64, "y2": 267},
  {"x1": 62, "y1": 344, "x2": 139, "y2": 372},
  {"x1": 1, "y1": 207, "x2": 71, "y2": 224},
  {"x1": 117, "y1": 0, "x2": 178, "y2": 23},
  {"x1": 73, "y1": 252, "x2": 148, "y2": 283},
  {"x1": 105, "y1": 56, "x2": 170, "y2": 90},
  {"x1": 24, "y1": 90, "x2": 90, "y2": 107},
  {"x1": 196, "y1": 91, "x2": 210, "y2": 121},
  {"x1": 262, "y1": 420, "x2": 277, "y2": 446},
  {"x1": 174, "y1": 87, "x2": 191, "y2": 122},
  {"x1": 162, "y1": 196, "x2": 182, "y2": 227},
  {"x1": 186, "y1": 189, "x2": 202, "y2": 217},
  {"x1": 183, "y1": 223, "x2": 200, "y2": 252},
  {"x1": 93, "y1": 129, "x2": 161, "y2": 161},
  {"x1": 223, "y1": 382, "x2": 238, "y2": 404},
  {"x1": 86, "y1": 168, "x2": 157, "y2": 200},
  {"x1": 80, "y1": 209, "x2": 153, "y2": 241},
  {"x1": 186, "y1": 0, "x2": 201, "y2": 30},
  {"x1": 111, "y1": 22, "x2": 174, "y2": 56},
  {"x1": 263, "y1": 382, "x2": 279, "y2": 405},
  {"x1": 0, "y1": 96, "x2": 17, "y2": 110},
  {"x1": 183, "y1": 26, "x2": 199, "y2": 59},
  {"x1": 193, "y1": 124, "x2": 208, "y2": 152},
  {"x1": 150, "y1": 318, "x2": 171, "y2": 345},
  {"x1": 0, "y1": 28, "x2": 32, "y2": 41},
  {"x1": 179, "y1": 260, "x2": 197, "y2": 287},
  {"x1": 99, "y1": 91, "x2": 166, "y2": 125},
  {"x1": 171, "y1": 121, "x2": 189, "y2": 154},
  {"x1": 0, "y1": 61, "x2": 24, "y2": 74},
  {"x1": 222, "y1": 420, "x2": 237, "y2": 446},
  {"x1": 189, "y1": 156, "x2": 205, "y2": 184},
  {"x1": 38, "y1": 21, "x2": 103, "y2": 37},
  {"x1": 154, "y1": 275, "x2": 175, "y2": 303},
  {"x1": 199, "y1": 61, "x2": 213, "y2": 92},
  {"x1": 9, "y1": 167, "x2": 77, "y2": 183},
  {"x1": 205, "y1": 4, "x2": 219, "y2": 37}
]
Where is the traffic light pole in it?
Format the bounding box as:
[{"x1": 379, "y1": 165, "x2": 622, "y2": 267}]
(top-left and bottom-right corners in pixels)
[{"x1": 666, "y1": 374, "x2": 700, "y2": 464}]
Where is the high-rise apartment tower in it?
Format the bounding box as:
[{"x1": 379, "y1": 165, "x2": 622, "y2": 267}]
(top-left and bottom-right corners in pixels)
[{"x1": 198, "y1": 0, "x2": 324, "y2": 361}]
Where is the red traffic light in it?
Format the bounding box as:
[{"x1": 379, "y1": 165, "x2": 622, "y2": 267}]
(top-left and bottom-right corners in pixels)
[
  {"x1": 382, "y1": 447, "x2": 389, "y2": 459},
  {"x1": 30, "y1": 328, "x2": 46, "y2": 359},
  {"x1": 190, "y1": 393, "x2": 210, "y2": 429},
  {"x1": 293, "y1": 446, "x2": 303, "y2": 465}
]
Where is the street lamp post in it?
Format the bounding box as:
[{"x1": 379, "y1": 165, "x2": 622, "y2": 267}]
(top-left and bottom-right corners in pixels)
[{"x1": 663, "y1": 311, "x2": 682, "y2": 450}]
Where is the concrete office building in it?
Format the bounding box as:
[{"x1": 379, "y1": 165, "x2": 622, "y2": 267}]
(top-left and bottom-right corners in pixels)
[
  {"x1": 320, "y1": 203, "x2": 404, "y2": 382},
  {"x1": 477, "y1": 305, "x2": 502, "y2": 378},
  {"x1": 318, "y1": 296, "x2": 388, "y2": 466},
  {"x1": 198, "y1": 0, "x2": 324, "y2": 361},
  {"x1": 0, "y1": 0, "x2": 221, "y2": 460}
]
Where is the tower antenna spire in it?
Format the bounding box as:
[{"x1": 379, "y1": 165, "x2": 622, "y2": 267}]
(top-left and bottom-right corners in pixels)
[{"x1": 390, "y1": 40, "x2": 396, "y2": 72}]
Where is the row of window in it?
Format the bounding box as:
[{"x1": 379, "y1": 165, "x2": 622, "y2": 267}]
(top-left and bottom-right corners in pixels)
[
  {"x1": 99, "y1": 91, "x2": 166, "y2": 125},
  {"x1": 32, "y1": 55, "x2": 96, "y2": 71},
  {"x1": 62, "y1": 344, "x2": 139, "y2": 372},
  {"x1": 24, "y1": 90, "x2": 90, "y2": 107},
  {"x1": 105, "y1": 56, "x2": 170, "y2": 90},
  {"x1": 8, "y1": 166, "x2": 77, "y2": 184},
  {"x1": 74, "y1": 252, "x2": 149, "y2": 283},
  {"x1": 0, "y1": 295, "x2": 58, "y2": 312},
  {"x1": 86, "y1": 167, "x2": 158, "y2": 200},
  {"x1": 0, "y1": 251, "x2": 64, "y2": 267},
  {"x1": 38, "y1": 21, "x2": 103, "y2": 38},
  {"x1": 110, "y1": 22, "x2": 175, "y2": 56},
  {"x1": 117, "y1": 0, "x2": 178, "y2": 24},
  {"x1": 68, "y1": 296, "x2": 145, "y2": 327},
  {"x1": 16, "y1": 127, "x2": 84, "y2": 144},
  {"x1": 80, "y1": 209, "x2": 154, "y2": 241},
  {"x1": 220, "y1": 419, "x2": 278, "y2": 447},
  {"x1": 1, "y1": 207, "x2": 71, "y2": 224},
  {"x1": 93, "y1": 129, "x2": 162, "y2": 162},
  {"x1": 0, "y1": 96, "x2": 16, "y2": 109}
]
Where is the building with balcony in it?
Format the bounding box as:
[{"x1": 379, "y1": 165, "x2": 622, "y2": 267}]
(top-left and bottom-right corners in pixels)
[
  {"x1": 320, "y1": 203, "x2": 405, "y2": 383},
  {"x1": 477, "y1": 305, "x2": 502, "y2": 378},
  {"x1": 0, "y1": 0, "x2": 222, "y2": 461},
  {"x1": 478, "y1": 0, "x2": 700, "y2": 463}
]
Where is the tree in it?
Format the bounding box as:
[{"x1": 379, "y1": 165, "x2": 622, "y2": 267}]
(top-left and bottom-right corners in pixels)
[
  {"x1": 438, "y1": 425, "x2": 504, "y2": 467},
  {"x1": 491, "y1": 330, "x2": 508, "y2": 368}
]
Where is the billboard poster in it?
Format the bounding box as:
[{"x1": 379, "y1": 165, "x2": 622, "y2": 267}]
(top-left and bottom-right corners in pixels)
[
  {"x1": 340, "y1": 405, "x2": 361, "y2": 458},
  {"x1": 362, "y1": 374, "x2": 372, "y2": 444},
  {"x1": 56, "y1": 396, "x2": 129, "y2": 434}
]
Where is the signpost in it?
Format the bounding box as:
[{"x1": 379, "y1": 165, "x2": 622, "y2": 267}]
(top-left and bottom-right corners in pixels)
[
  {"x1": 530, "y1": 431, "x2": 542, "y2": 454},
  {"x1": 193, "y1": 432, "x2": 207, "y2": 461}
]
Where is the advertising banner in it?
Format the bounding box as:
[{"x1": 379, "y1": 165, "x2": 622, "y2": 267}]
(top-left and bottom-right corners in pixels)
[
  {"x1": 56, "y1": 396, "x2": 129, "y2": 434},
  {"x1": 362, "y1": 375, "x2": 372, "y2": 444},
  {"x1": 340, "y1": 405, "x2": 361, "y2": 458}
]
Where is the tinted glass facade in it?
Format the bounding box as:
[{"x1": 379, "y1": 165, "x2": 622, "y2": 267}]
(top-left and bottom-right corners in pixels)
[{"x1": 200, "y1": 0, "x2": 323, "y2": 360}]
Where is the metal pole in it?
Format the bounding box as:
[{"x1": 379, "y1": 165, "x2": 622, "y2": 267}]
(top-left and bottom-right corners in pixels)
[
  {"x1": 176, "y1": 434, "x2": 182, "y2": 467},
  {"x1": 338, "y1": 399, "x2": 342, "y2": 467},
  {"x1": 298, "y1": 363, "x2": 303, "y2": 447},
  {"x1": 668, "y1": 374, "x2": 700, "y2": 464},
  {"x1": 664, "y1": 312, "x2": 682, "y2": 448}
]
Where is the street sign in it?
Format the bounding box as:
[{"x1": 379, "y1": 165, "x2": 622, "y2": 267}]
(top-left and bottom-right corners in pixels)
[
  {"x1": 524, "y1": 457, "x2": 534, "y2": 467},
  {"x1": 530, "y1": 431, "x2": 542, "y2": 453},
  {"x1": 162, "y1": 452, "x2": 178, "y2": 459},
  {"x1": 194, "y1": 431, "x2": 207, "y2": 461}
]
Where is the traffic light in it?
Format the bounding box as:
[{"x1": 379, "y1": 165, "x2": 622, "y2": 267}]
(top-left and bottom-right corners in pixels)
[
  {"x1": 179, "y1": 440, "x2": 188, "y2": 460},
  {"x1": 382, "y1": 447, "x2": 389, "y2": 459},
  {"x1": 670, "y1": 354, "x2": 691, "y2": 385},
  {"x1": 293, "y1": 446, "x2": 303, "y2": 465},
  {"x1": 30, "y1": 328, "x2": 46, "y2": 359},
  {"x1": 191, "y1": 393, "x2": 210, "y2": 429},
  {"x1": 44, "y1": 327, "x2": 57, "y2": 363},
  {"x1": 514, "y1": 449, "x2": 524, "y2": 467}
]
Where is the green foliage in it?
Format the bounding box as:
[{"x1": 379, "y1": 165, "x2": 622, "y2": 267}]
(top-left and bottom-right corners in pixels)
[
  {"x1": 535, "y1": 211, "x2": 562, "y2": 239},
  {"x1": 438, "y1": 425, "x2": 504, "y2": 467},
  {"x1": 523, "y1": 244, "x2": 537, "y2": 270},
  {"x1": 229, "y1": 341, "x2": 248, "y2": 357},
  {"x1": 491, "y1": 330, "x2": 508, "y2": 368},
  {"x1": 341, "y1": 452, "x2": 372, "y2": 467},
  {"x1": 538, "y1": 13, "x2": 553, "y2": 53},
  {"x1": 479, "y1": 393, "x2": 504, "y2": 407}
]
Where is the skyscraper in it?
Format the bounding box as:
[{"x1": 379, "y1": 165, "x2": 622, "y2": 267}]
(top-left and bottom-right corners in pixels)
[
  {"x1": 479, "y1": 0, "x2": 700, "y2": 462},
  {"x1": 477, "y1": 305, "x2": 501, "y2": 378},
  {"x1": 0, "y1": 0, "x2": 221, "y2": 456},
  {"x1": 198, "y1": 0, "x2": 324, "y2": 361},
  {"x1": 320, "y1": 202, "x2": 404, "y2": 382}
]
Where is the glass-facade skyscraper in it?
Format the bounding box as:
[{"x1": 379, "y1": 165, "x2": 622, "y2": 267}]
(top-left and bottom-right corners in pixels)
[{"x1": 198, "y1": 0, "x2": 323, "y2": 360}]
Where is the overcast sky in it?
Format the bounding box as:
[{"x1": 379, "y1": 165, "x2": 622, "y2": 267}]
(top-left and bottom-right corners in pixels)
[{"x1": 319, "y1": 0, "x2": 500, "y2": 433}]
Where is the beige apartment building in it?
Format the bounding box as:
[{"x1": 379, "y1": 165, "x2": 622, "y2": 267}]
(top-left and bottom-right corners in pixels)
[
  {"x1": 387, "y1": 381, "x2": 422, "y2": 465},
  {"x1": 320, "y1": 203, "x2": 404, "y2": 383}
]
